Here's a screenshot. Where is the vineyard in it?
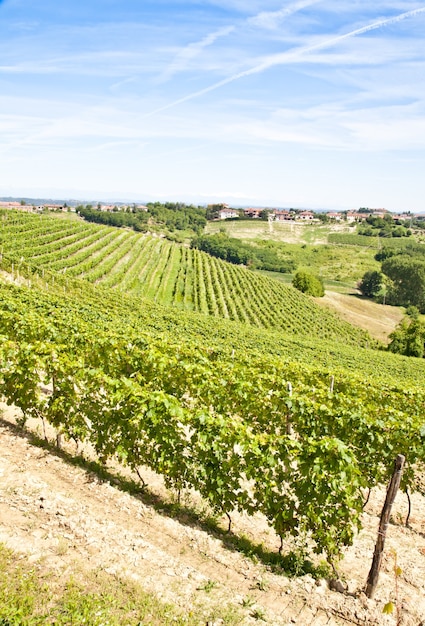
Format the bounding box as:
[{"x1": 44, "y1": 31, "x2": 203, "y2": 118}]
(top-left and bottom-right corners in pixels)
[
  {"x1": 0, "y1": 209, "x2": 370, "y2": 345},
  {"x1": 1, "y1": 208, "x2": 425, "y2": 572},
  {"x1": 328, "y1": 232, "x2": 414, "y2": 248},
  {"x1": 1, "y1": 273, "x2": 425, "y2": 567}
]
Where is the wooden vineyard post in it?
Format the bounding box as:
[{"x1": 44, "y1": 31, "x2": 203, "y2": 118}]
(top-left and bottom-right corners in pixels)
[
  {"x1": 286, "y1": 382, "x2": 293, "y2": 435},
  {"x1": 365, "y1": 454, "x2": 405, "y2": 599}
]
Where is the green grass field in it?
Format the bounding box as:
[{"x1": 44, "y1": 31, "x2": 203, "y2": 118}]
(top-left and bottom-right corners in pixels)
[
  {"x1": 205, "y1": 220, "x2": 380, "y2": 285},
  {"x1": 206, "y1": 218, "x2": 336, "y2": 244}
]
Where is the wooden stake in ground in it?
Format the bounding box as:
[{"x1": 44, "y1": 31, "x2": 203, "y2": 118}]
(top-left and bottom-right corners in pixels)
[{"x1": 365, "y1": 454, "x2": 405, "y2": 599}]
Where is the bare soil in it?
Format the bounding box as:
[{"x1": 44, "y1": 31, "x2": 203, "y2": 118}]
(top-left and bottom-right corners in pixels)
[{"x1": 1, "y1": 405, "x2": 425, "y2": 625}]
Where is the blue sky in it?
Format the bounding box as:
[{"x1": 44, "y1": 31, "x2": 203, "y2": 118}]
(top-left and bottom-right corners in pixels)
[{"x1": 1, "y1": 0, "x2": 425, "y2": 210}]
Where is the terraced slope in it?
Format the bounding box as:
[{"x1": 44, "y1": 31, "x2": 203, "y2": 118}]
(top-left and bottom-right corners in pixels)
[{"x1": 0, "y1": 210, "x2": 370, "y2": 345}]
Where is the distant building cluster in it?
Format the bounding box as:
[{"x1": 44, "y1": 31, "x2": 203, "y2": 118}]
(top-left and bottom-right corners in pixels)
[
  {"x1": 0, "y1": 201, "x2": 149, "y2": 213},
  {"x1": 209, "y1": 203, "x2": 420, "y2": 223},
  {"x1": 0, "y1": 199, "x2": 422, "y2": 224},
  {"x1": 0, "y1": 201, "x2": 74, "y2": 213},
  {"x1": 96, "y1": 204, "x2": 148, "y2": 212},
  {"x1": 211, "y1": 203, "x2": 316, "y2": 221}
]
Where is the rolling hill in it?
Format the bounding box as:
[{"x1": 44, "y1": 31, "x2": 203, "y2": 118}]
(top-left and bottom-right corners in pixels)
[
  {"x1": 0, "y1": 209, "x2": 371, "y2": 346},
  {"x1": 1, "y1": 207, "x2": 425, "y2": 620}
]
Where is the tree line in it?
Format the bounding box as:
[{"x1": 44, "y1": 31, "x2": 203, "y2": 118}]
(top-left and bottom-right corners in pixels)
[
  {"x1": 78, "y1": 202, "x2": 207, "y2": 235},
  {"x1": 358, "y1": 213, "x2": 412, "y2": 238}
]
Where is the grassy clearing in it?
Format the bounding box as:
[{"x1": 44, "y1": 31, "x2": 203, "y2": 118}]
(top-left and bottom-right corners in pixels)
[
  {"x1": 205, "y1": 219, "x2": 353, "y2": 245},
  {"x1": 317, "y1": 292, "x2": 404, "y2": 343},
  {"x1": 0, "y1": 543, "x2": 239, "y2": 626},
  {"x1": 257, "y1": 270, "x2": 359, "y2": 294},
  {"x1": 205, "y1": 221, "x2": 379, "y2": 285},
  {"x1": 253, "y1": 241, "x2": 378, "y2": 285},
  {"x1": 206, "y1": 219, "x2": 277, "y2": 240}
]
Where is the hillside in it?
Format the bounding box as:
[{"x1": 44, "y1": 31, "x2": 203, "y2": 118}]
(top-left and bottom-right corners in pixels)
[
  {"x1": 1, "y1": 268, "x2": 424, "y2": 386},
  {"x1": 317, "y1": 292, "x2": 404, "y2": 343},
  {"x1": 206, "y1": 218, "x2": 348, "y2": 245},
  {"x1": 0, "y1": 209, "x2": 371, "y2": 345},
  {"x1": 2, "y1": 209, "x2": 425, "y2": 624}
]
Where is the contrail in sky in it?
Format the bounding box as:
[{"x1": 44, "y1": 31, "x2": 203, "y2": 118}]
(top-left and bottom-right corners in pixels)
[
  {"x1": 248, "y1": 0, "x2": 323, "y2": 30},
  {"x1": 158, "y1": 25, "x2": 235, "y2": 83},
  {"x1": 144, "y1": 7, "x2": 425, "y2": 118},
  {"x1": 158, "y1": 1, "x2": 318, "y2": 82}
]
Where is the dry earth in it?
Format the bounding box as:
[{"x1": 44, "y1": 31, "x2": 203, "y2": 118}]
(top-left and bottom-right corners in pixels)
[
  {"x1": 1, "y1": 404, "x2": 425, "y2": 625},
  {"x1": 318, "y1": 292, "x2": 404, "y2": 343}
]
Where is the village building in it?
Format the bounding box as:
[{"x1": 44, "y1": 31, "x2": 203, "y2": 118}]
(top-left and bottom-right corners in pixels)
[
  {"x1": 298, "y1": 210, "x2": 315, "y2": 221},
  {"x1": 369, "y1": 208, "x2": 388, "y2": 219},
  {"x1": 392, "y1": 213, "x2": 412, "y2": 222},
  {"x1": 346, "y1": 211, "x2": 369, "y2": 222},
  {"x1": 243, "y1": 208, "x2": 263, "y2": 219},
  {"x1": 326, "y1": 211, "x2": 343, "y2": 221},
  {"x1": 218, "y1": 208, "x2": 239, "y2": 220},
  {"x1": 274, "y1": 210, "x2": 292, "y2": 221},
  {"x1": 0, "y1": 201, "x2": 22, "y2": 208}
]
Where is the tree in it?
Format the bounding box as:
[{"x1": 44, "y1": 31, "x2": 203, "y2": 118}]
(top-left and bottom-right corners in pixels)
[
  {"x1": 381, "y1": 256, "x2": 425, "y2": 312},
  {"x1": 388, "y1": 315, "x2": 425, "y2": 358},
  {"x1": 375, "y1": 248, "x2": 398, "y2": 262},
  {"x1": 406, "y1": 305, "x2": 420, "y2": 319},
  {"x1": 358, "y1": 271, "x2": 384, "y2": 299},
  {"x1": 292, "y1": 270, "x2": 324, "y2": 297},
  {"x1": 317, "y1": 212, "x2": 329, "y2": 223}
]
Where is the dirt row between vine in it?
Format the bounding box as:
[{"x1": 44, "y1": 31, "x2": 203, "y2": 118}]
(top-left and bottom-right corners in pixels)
[{"x1": 0, "y1": 404, "x2": 425, "y2": 625}]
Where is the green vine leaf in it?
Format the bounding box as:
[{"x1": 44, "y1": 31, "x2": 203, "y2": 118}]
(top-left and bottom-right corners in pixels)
[{"x1": 382, "y1": 601, "x2": 394, "y2": 615}]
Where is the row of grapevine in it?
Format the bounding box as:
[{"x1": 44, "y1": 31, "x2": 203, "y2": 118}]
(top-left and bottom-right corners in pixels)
[
  {"x1": 1, "y1": 279, "x2": 424, "y2": 565},
  {"x1": 0, "y1": 210, "x2": 373, "y2": 345},
  {"x1": 3, "y1": 222, "x2": 100, "y2": 262},
  {"x1": 30, "y1": 228, "x2": 114, "y2": 268},
  {"x1": 327, "y1": 233, "x2": 381, "y2": 247},
  {"x1": 2, "y1": 250, "x2": 424, "y2": 386},
  {"x1": 144, "y1": 240, "x2": 176, "y2": 300},
  {"x1": 152, "y1": 244, "x2": 177, "y2": 304},
  {"x1": 101, "y1": 236, "x2": 158, "y2": 290},
  {"x1": 328, "y1": 232, "x2": 415, "y2": 248},
  {"x1": 81, "y1": 232, "x2": 139, "y2": 282}
]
